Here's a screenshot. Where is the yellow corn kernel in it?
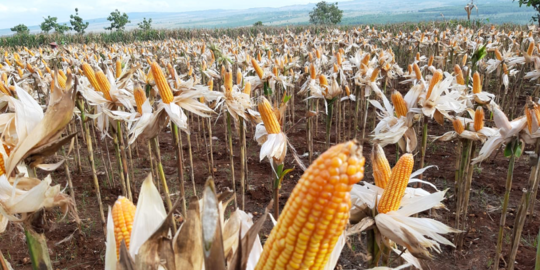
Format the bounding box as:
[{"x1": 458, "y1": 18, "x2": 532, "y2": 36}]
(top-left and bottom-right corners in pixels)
[
  {"x1": 112, "y1": 197, "x2": 136, "y2": 259},
  {"x1": 453, "y1": 118, "x2": 465, "y2": 134},
  {"x1": 474, "y1": 107, "x2": 484, "y2": 132},
  {"x1": 391, "y1": 91, "x2": 408, "y2": 118},
  {"x1": 255, "y1": 141, "x2": 365, "y2": 270},
  {"x1": 150, "y1": 62, "x2": 174, "y2": 104},
  {"x1": 82, "y1": 63, "x2": 101, "y2": 92},
  {"x1": 494, "y1": 48, "x2": 503, "y2": 61},
  {"x1": 426, "y1": 70, "x2": 443, "y2": 100},
  {"x1": 96, "y1": 71, "x2": 112, "y2": 101},
  {"x1": 372, "y1": 144, "x2": 391, "y2": 189},
  {"x1": 258, "y1": 97, "x2": 281, "y2": 134},
  {"x1": 377, "y1": 154, "x2": 414, "y2": 214},
  {"x1": 252, "y1": 58, "x2": 264, "y2": 79}
]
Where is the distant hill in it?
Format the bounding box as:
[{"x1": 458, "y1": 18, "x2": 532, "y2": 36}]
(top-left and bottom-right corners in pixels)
[{"x1": 0, "y1": 0, "x2": 535, "y2": 36}]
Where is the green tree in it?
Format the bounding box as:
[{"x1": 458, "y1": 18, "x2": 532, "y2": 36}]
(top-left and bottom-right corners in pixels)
[
  {"x1": 105, "y1": 9, "x2": 131, "y2": 31},
  {"x1": 253, "y1": 21, "x2": 263, "y2": 27},
  {"x1": 309, "y1": 1, "x2": 343, "y2": 25},
  {"x1": 137, "y1": 17, "x2": 152, "y2": 31},
  {"x1": 10, "y1": 24, "x2": 29, "y2": 35},
  {"x1": 40, "y1": 16, "x2": 57, "y2": 33},
  {"x1": 70, "y1": 8, "x2": 89, "y2": 34},
  {"x1": 54, "y1": 24, "x2": 71, "y2": 34},
  {"x1": 515, "y1": 0, "x2": 540, "y2": 25}
]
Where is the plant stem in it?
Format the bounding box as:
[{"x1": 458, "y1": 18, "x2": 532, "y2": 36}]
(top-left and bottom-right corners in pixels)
[
  {"x1": 171, "y1": 123, "x2": 187, "y2": 218},
  {"x1": 152, "y1": 136, "x2": 177, "y2": 231},
  {"x1": 226, "y1": 112, "x2": 237, "y2": 209}
]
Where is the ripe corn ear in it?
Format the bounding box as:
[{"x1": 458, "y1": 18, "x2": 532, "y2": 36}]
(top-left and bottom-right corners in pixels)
[
  {"x1": 112, "y1": 197, "x2": 136, "y2": 259},
  {"x1": 372, "y1": 144, "x2": 391, "y2": 189},
  {"x1": 391, "y1": 91, "x2": 408, "y2": 118},
  {"x1": 151, "y1": 62, "x2": 174, "y2": 104},
  {"x1": 255, "y1": 141, "x2": 365, "y2": 270},
  {"x1": 377, "y1": 154, "x2": 414, "y2": 214},
  {"x1": 258, "y1": 97, "x2": 281, "y2": 134}
]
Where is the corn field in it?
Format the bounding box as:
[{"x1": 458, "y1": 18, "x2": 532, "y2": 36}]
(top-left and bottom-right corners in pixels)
[{"x1": 0, "y1": 22, "x2": 540, "y2": 270}]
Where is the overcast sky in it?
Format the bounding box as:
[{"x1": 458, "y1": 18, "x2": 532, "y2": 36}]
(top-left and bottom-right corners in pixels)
[{"x1": 0, "y1": 0, "x2": 319, "y2": 29}]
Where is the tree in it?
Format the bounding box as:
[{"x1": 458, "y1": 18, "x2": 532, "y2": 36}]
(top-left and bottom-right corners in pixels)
[
  {"x1": 515, "y1": 0, "x2": 540, "y2": 26},
  {"x1": 70, "y1": 8, "x2": 89, "y2": 34},
  {"x1": 309, "y1": 1, "x2": 343, "y2": 25},
  {"x1": 137, "y1": 17, "x2": 152, "y2": 31},
  {"x1": 40, "y1": 16, "x2": 57, "y2": 33},
  {"x1": 54, "y1": 24, "x2": 71, "y2": 34},
  {"x1": 10, "y1": 24, "x2": 29, "y2": 35},
  {"x1": 253, "y1": 21, "x2": 263, "y2": 27},
  {"x1": 105, "y1": 9, "x2": 131, "y2": 31}
]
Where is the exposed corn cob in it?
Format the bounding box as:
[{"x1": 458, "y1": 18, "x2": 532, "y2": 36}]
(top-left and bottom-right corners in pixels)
[
  {"x1": 319, "y1": 74, "x2": 328, "y2": 86},
  {"x1": 427, "y1": 55, "x2": 434, "y2": 67},
  {"x1": 426, "y1": 70, "x2": 443, "y2": 100},
  {"x1": 82, "y1": 63, "x2": 101, "y2": 92},
  {"x1": 391, "y1": 91, "x2": 408, "y2": 118},
  {"x1": 96, "y1": 71, "x2": 112, "y2": 101},
  {"x1": 252, "y1": 58, "x2": 264, "y2": 79},
  {"x1": 372, "y1": 144, "x2": 391, "y2": 189},
  {"x1": 150, "y1": 62, "x2": 174, "y2": 104},
  {"x1": 134, "y1": 85, "x2": 147, "y2": 115},
  {"x1": 454, "y1": 65, "x2": 465, "y2": 85},
  {"x1": 115, "y1": 59, "x2": 122, "y2": 79},
  {"x1": 255, "y1": 141, "x2": 365, "y2": 270},
  {"x1": 434, "y1": 109, "x2": 445, "y2": 125},
  {"x1": 462, "y1": 54, "x2": 468, "y2": 66},
  {"x1": 528, "y1": 41, "x2": 535, "y2": 57},
  {"x1": 377, "y1": 154, "x2": 414, "y2": 214},
  {"x1": 413, "y1": 63, "x2": 421, "y2": 81},
  {"x1": 112, "y1": 197, "x2": 136, "y2": 259},
  {"x1": 224, "y1": 69, "x2": 233, "y2": 98},
  {"x1": 472, "y1": 72, "x2": 481, "y2": 94},
  {"x1": 371, "y1": 68, "x2": 380, "y2": 82},
  {"x1": 236, "y1": 68, "x2": 242, "y2": 85},
  {"x1": 453, "y1": 118, "x2": 465, "y2": 134},
  {"x1": 243, "y1": 82, "x2": 252, "y2": 96},
  {"x1": 258, "y1": 97, "x2": 281, "y2": 134},
  {"x1": 474, "y1": 107, "x2": 484, "y2": 132},
  {"x1": 494, "y1": 48, "x2": 503, "y2": 61}
]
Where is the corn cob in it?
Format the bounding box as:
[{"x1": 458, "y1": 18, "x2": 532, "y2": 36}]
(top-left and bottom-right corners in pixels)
[
  {"x1": 82, "y1": 63, "x2": 101, "y2": 92},
  {"x1": 252, "y1": 58, "x2": 264, "y2": 79},
  {"x1": 462, "y1": 54, "x2": 468, "y2": 66},
  {"x1": 150, "y1": 62, "x2": 174, "y2": 104},
  {"x1": 255, "y1": 141, "x2": 365, "y2": 270},
  {"x1": 454, "y1": 65, "x2": 465, "y2": 85},
  {"x1": 258, "y1": 97, "x2": 281, "y2": 134},
  {"x1": 17, "y1": 68, "x2": 23, "y2": 78},
  {"x1": 528, "y1": 41, "x2": 535, "y2": 57},
  {"x1": 372, "y1": 144, "x2": 391, "y2": 189},
  {"x1": 370, "y1": 68, "x2": 380, "y2": 82},
  {"x1": 236, "y1": 68, "x2": 242, "y2": 85},
  {"x1": 112, "y1": 197, "x2": 136, "y2": 259},
  {"x1": 59, "y1": 70, "x2": 67, "y2": 81},
  {"x1": 96, "y1": 71, "x2": 112, "y2": 101},
  {"x1": 319, "y1": 74, "x2": 328, "y2": 86},
  {"x1": 391, "y1": 91, "x2": 408, "y2": 118},
  {"x1": 116, "y1": 59, "x2": 122, "y2": 79},
  {"x1": 309, "y1": 63, "x2": 316, "y2": 80},
  {"x1": 427, "y1": 55, "x2": 434, "y2": 67},
  {"x1": 426, "y1": 70, "x2": 443, "y2": 100},
  {"x1": 26, "y1": 63, "x2": 35, "y2": 74},
  {"x1": 134, "y1": 85, "x2": 147, "y2": 115},
  {"x1": 224, "y1": 69, "x2": 233, "y2": 98},
  {"x1": 474, "y1": 107, "x2": 484, "y2": 132},
  {"x1": 243, "y1": 82, "x2": 252, "y2": 96},
  {"x1": 0, "y1": 151, "x2": 5, "y2": 176},
  {"x1": 345, "y1": 85, "x2": 350, "y2": 96},
  {"x1": 494, "y1": 48, "x2": 503, "y2": 61},
  {"x1": 453, "y1": 119, "x2": 465, "y2": 134},
  {"x1": 377, "y1": 154, "x2": 414, "y2": 214},
  {"x1": 473, "y1": 72, "x2": 481, "y2": 94},
  {"x1": 434, "y1": 110, "x2": 445, "y2": 125},
  {"x1": 413, "y1": 63, "x2": 421, "y2": 81}
]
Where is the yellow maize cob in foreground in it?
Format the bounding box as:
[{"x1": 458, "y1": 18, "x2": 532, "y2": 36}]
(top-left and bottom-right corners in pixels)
[
  {"x1": 112, "y1": 197, "x2": 136, "y2": 259},
  {"x1": 372, "y1": 144, "x2": 391, "y2": 189},
  {"x1": 454, "y1": 65, "x2": 465, "y2": 85},
  {"x1": 252, "y1": 58, "x2": 264, "y2": 79},
  {"x1": 255, "y1": 141, "x2": 365, "y2": 270},
  {"x1": 258, "y1": 97, "x2": 281, "y2": 134},
  {"x1": 377, "y1": 154, "x2": 414, "y2": 214},
  {"x1": 391, "y1": 91, "x2": 408, "y2": 118},
  {"x1": 82, "y1": 63, "x2": 101, "y2": 92},
  {"x1": 453, "y1": 119, "x2": 465, "y2": 134},
  {"x1": 151, "y1": 62, "x2": 174, "y2": 104},
  {"x1": 473, "y1": 72, "x2": 482, "y2": 94},
  {"x1": 426, "y1": 70, "x2": 442, "y2": 100},
  {"x1": 96, "y1": 71, "x2": 112, "y2": 101}
]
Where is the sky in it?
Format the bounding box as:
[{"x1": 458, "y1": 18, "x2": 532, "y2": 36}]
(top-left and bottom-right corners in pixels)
[{"x1": 0, "y1": 0, "x2": 319, "y2": 29}]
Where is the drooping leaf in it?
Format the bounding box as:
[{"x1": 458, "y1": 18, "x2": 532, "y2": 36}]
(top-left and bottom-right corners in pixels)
[
  {"x1": 24, "y1": 226, "x2": 53, "y2": 270},
  {"x1": 173, "y1": 196, "x2": 204, "y2": 270},
  {"x1": 117, "y1": 241, "x2": 136, "y2": 270}
]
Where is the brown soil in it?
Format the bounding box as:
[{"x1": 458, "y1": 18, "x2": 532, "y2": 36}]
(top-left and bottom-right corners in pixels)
[{"x1": 1, "y1": 94, "x2": 539, "y2": 270}]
